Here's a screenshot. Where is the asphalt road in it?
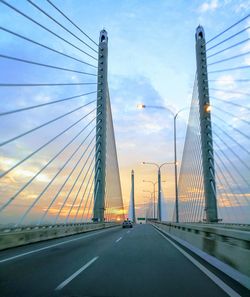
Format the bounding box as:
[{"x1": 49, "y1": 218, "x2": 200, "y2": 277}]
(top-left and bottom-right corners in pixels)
[{"x1": 0, "y1": 224, "x2": 248, "y2": 297}]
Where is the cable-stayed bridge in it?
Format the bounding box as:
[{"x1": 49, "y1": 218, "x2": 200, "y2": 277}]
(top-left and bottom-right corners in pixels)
[{"x1": 0, "y1": 2, "x2": 249, "y2": 296}]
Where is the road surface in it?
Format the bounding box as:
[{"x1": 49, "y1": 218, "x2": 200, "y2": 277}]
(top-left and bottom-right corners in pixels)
[{"x1": 0, "y1": 224, "x2": 248, "y2": 297}]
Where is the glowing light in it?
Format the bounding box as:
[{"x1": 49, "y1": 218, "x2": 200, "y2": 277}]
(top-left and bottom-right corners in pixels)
[
  {"x1": 204, "y1": 103, "x2": 211, "y2": 113},
  {"x1": 137, "y1": 104, "x2": 146, "y2": 109}
]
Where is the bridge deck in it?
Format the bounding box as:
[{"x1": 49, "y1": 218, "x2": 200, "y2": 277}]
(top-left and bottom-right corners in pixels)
[{"x1": 0, "y1": 224, "x2": 248, "y2": 297}]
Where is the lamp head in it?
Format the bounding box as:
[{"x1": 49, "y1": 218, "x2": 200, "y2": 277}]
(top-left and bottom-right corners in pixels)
[
  {"x1": 204, "y1": 103, "x2": 211, "y2": 113},
  {"x1": 137, "y1": 104, "x2": 146, "y2": 109}
]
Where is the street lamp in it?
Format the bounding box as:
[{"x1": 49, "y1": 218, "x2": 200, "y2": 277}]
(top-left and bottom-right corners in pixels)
[
  {"x1": 142, "y1": 162, "x2": 174, "y2": 221},
  {"x1": 139, "y1": 104, "x2": 188, "y2": 223},
  {"x1": 143, "y1": 194, "x2": 153, "y2": 223},
  {"x1": 143, "y1": 190, "x2": 154, "y2": 220},
  {"x1": 137, "y1": 104, "x2": 146, "y2": 109},
  {"x1": 143, "y1": 180, "x2": 165, "y2": 219}
]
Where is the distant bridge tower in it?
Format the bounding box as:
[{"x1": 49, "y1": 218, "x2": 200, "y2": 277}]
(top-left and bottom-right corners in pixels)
[
  {"x1": 93, "y1": 29, "x2": 108, "y2": 222},
  {"x1": 131, "y1": 170, "x2": 136, "y2": 222},
  {"x1": 195, "y1": 26, "x2": 218, "y2": 222},
  {"x1": 128, "y1": 170, "x2": 136, "y2": 223}
]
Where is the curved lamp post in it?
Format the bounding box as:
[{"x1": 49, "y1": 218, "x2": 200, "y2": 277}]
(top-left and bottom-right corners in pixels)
[
  {"x1": 142, "y1": 162, "x2": 174, "y2": 221},
  {"x1": 143, "y1": 190, "x2": 154, "y2": 219},
  {"x1": 143, "y1": 180, "x2": 165, "y2": 219},
  {"x1": 138, "y1": 104, "x2": 188, "y2": 223}
]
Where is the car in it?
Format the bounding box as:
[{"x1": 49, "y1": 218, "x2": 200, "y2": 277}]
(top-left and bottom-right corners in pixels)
[{"x1": 122, "y1": 220, "x2": 133, "y2": 228}]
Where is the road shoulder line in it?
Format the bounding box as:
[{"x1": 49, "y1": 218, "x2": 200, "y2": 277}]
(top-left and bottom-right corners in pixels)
[
  {"x1": 151, "y1": 223, "x2": 250, "y2": 290},
  {"x1": 154, "y1": 227, "x2": 241, "y2": 297}
]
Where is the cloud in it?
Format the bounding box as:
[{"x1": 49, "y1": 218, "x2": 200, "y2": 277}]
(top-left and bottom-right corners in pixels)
[
  {"x1": 198, "y1": 0, "x2": 219, "y2": 13},
  {"x1": 214, "y1": 75, "x2": 236, "y2": 89},
  {"x1": 0, "y1": 155, "x2": 50, "y2": 183},
  {"x1": 211, "y1": 74, "x2": 248, "y2": 101},
  {"x1": 245, "y1": 56, "x2": 250, "y2": 66},
  {"x1": 233, "y1": 1, "x2": 250, "y2": 13}
]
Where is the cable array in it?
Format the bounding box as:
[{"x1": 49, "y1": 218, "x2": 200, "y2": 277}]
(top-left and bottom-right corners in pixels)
[
  {"x1": 177, "y1": 78, "x2": 206, "y2": 222},
  {"x1": 0, "y1": 1, "x2": 124, "y2": 227},
  {"x1": 103, "y1": 89, "x2": 124, "y2": 222},
  {"x1": 0, "y1": 1, "x2": 100, "y2": 226},
  {"x1": 206, "y1": 14, "x2": 250, "y2": 223}
]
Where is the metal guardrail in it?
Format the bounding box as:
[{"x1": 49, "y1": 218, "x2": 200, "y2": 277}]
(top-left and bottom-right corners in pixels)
[{"x1": 150, "y1": 220, "x2": 250, "y2": 231}]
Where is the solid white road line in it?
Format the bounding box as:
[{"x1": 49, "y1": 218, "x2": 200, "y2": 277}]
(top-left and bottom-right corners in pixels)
[
  {"x1": 0, "y1": 228, "x2": 117, "y2": 264},
  {"x1": 55, "y1": 257, "x2": 98, "y2": 291},
  {"x1": 115, "y1": 237, "x2": 122, "y2": 243},
  {"x1": 155, "y1": 228, "x2": 241, "y2": 297}
]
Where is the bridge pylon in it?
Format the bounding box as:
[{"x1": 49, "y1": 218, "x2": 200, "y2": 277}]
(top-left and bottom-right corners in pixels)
[
  {"x1": 195, "y1": 26, "x2": 218, "y2": 223},
  {"x1": 131, "y1": 170, "x2": 136, "y2": 223},
  {"x1": 93, "y1": 30, "x2": 108, "y2": 222}
]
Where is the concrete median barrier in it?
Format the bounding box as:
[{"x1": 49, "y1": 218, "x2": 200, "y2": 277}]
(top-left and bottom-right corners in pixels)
[{"x1": 0, "y1": 222, "x2": 119, "y2": 251}]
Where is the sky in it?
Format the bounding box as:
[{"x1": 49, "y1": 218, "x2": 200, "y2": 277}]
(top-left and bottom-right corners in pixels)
[{"x1": 0, "y1": 0, "x2": 249, "y2": 225}]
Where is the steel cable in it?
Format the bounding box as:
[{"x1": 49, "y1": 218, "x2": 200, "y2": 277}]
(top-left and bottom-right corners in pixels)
[
  {"x1": 0, "y1": 123, "x2": 98, "y2": 212},
  {"x1": 65, "y1": 153, "x2": 97, "y2": 223},
  {"x1": 212, "y1": 135, "x2": 250, "y2": 183},
  {"x1": 207, "y1": 38, "x2": 250, "y2": 59},
  {"x1": 212, "y1": 113, "x2": 250, "y2": 140},
  {"x1": 0, "y1": 54, "x2": 97, "y2": 76},
  {"x1": 17, "y1": 132, "x2": 98, "y2": 226},
  {"x1": 210, "y1": 97, "x2": 250, "y2": 111},
  {"x1": 0, "y1": 109, "x2": 97, "y2": 179},
  {"x1": 206, "y1": 15, "x2": 250, "y2": 44},
  {"x1": 212, "y1": 105, "x2": 250, "y2": 126},
  {"x1": 208, "y1": 65, "x2": 250, "y2": 74},
  {"x1": 27, "y1": 0, "x2": 98, "y2": 55},
  {"x1": 207, "y1": 51, "x2": 250, "y2": 66},
  {"x1": 0, "y1": 91, "x2": 97, "y2": 116},
  {"x1": 0, "y1": 82, "x2": 97, "y2": 87},
  {"x1": 0, "y1": 1, "x2": 98, "y2": 61},
  {"x1": 39, "y1": 130, "x2": 99, "y2": 224},
  {"x1": 47, "y1": 0, "x2": 98, "y2": 47},
  {"x1": 0, "y1": 104, "x2": 97, "y2": 147},
  {"x1": 214, "y1": 149, "x2": 250, "y2": 207},
  {"x1": 80, "y1": 168, "x2": 99, "y2": 222},
  {"x1": 0, "y1": 26, "x2": 97, "y2": 68},
  {"x1": 71, "y1": 162, "x2": 96, "y2": 223},
  {"x1": 47, "y1": 140, "x2": 98, "y2": 224}
]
